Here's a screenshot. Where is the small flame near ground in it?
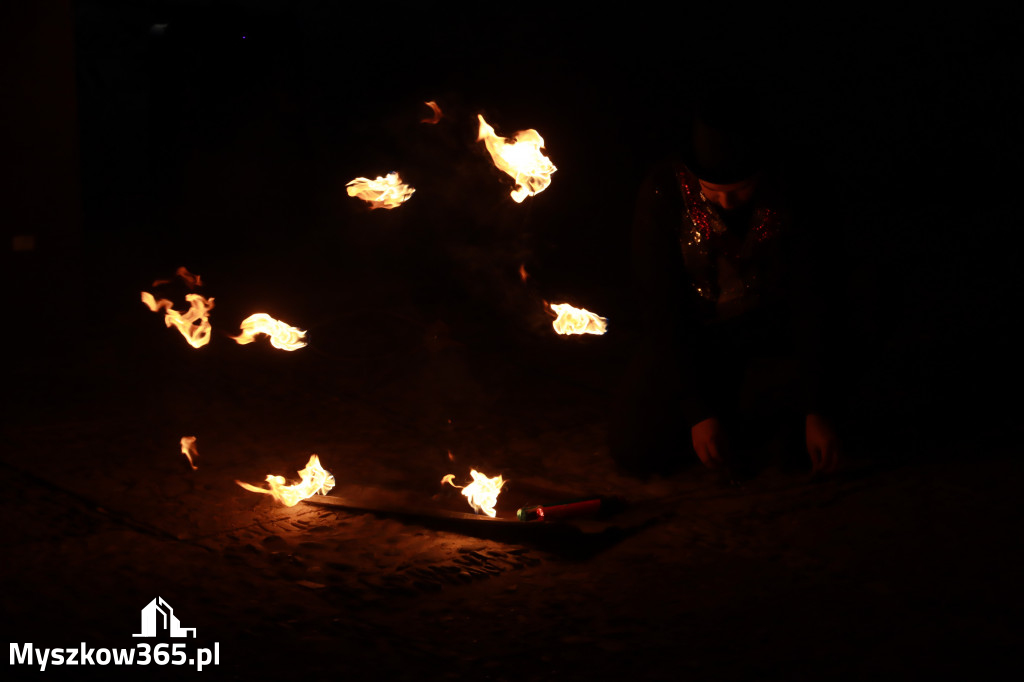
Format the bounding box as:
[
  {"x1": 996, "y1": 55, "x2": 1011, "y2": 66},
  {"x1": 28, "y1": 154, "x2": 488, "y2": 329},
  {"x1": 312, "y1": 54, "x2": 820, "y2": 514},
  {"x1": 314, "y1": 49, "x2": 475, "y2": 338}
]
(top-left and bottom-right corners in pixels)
[
  {"x1": 547, "y1": 302, "x2": 608, "y2": 336},
  {"x1": 231, "y1": 313, "x2": 307, "y2": 351},
  {"x1": 180, "y1": 436, "x2": 199, "y2": 470},
  {"x1": 141, "y1": 291, "x2": 215, "y2": 348},
  {"x1": 421, "y1": 100, "x2": 442, "y2": 124},
  {"x1": 346, "y1": 172, "x2": 415, "y2": 209},
  {"x1": 441, "y1": 469, "x2": 506, "y2": 518},
  {"x1": 236, "y1": 455, "x2": 336, "y2": 507},
  {"x1": 477, "y1": 114, "x2": 556, "y2": 203}
]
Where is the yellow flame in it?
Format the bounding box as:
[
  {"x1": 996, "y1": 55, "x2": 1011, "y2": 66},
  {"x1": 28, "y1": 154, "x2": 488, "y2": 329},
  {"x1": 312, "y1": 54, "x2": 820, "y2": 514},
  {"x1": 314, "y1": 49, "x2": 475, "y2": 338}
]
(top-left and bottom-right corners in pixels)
[
  {"x1": 422, "y1": 100, "x2": 442, "y2": 124},
  {"x1": 549, "y1": 302, "x2": 608, "y2": 336},
  {"x1": 477, "y1": 114, "x2": 556, "y2": 203},
  {"x1": 235, "y1": 455, "x2": 336, "y2": 507},
  {"x1": 231, "y1": 313, "x2": 307, "y2": 351},
  {"x1": 180, "y1": 436, "x2": 199, "y2": 470},
  {"x1": 441, "y1": 469, "x2": 506, "y2": 518},
  {"x1": 141, "y1": 291, "x2": 215, "y2": 348},
  {"x1": 346, "y1": 172, "x2": 415, "y2": 209}
]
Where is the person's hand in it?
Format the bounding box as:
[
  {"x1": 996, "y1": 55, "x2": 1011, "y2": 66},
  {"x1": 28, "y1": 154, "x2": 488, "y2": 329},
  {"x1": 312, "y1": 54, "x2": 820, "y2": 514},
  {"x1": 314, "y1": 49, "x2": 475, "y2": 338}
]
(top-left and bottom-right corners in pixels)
[
  {"x1": 806, "y1": 413, "x2": 840, "y2": 473},
  {"x1": 691, "y1": 417, "x2": 728, "y2": 469}
]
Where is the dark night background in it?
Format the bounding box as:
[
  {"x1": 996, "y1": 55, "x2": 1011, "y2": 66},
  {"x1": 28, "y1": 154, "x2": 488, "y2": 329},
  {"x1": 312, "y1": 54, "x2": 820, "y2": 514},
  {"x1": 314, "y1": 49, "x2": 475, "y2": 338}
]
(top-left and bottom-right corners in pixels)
[
  {"x1": 6, "y1": 0, "x2": 1013, "y2": 453},
  {"x1": 2, "y1": 1, "x2": 1018, "y2": 679}
]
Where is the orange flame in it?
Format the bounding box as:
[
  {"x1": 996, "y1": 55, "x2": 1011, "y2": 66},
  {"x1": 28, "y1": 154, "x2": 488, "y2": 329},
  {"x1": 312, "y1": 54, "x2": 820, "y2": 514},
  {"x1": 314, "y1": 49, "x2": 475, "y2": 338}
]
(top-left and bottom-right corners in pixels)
[
  {"x1": 346, "y1": 172, "x2": 415, "y2": 209},
  {"x1": 549, "y1": 302, "x2": 608, "y2": 336},
  {"x1": 141, "y1": 291, "x2": 215, "y2": 348},
  {"x1": 180, "y1": 436, "x2": 199, "y2": 470},
  {"x1": 231, "y1": 313, "x2": 307, "y2": 351},
  {"x1": 235, "y1": 455, "x2": 336, "y2": 507},
  {"x1": 176, "y1": 266, "x2": 203, "y2": 289},
  {"x1": 477, "y1": 114, "x2": 556, "y2": 203},
  {"x1": 421, "y1": 100, "x2": 442, "y2": 124},
  {"x1": 441, "y1": 469, "x2": 506, "y2": 518},
  {"x1": 152, "y1": 266, "x2": 203, "y2": 289},
  {"x1": 519, "y1": 263, "x2": 529, "y2": 283}
]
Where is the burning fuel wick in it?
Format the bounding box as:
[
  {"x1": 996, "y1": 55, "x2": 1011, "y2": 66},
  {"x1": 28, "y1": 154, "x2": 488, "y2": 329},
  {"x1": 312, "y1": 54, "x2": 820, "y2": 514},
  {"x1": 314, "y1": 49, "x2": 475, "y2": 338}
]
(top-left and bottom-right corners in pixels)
[
  {"x1": 141, "y1": 291, "x2": 215, "y2": 348},
  {"x1": 477, "y1": 114, "x2": 556, "y2": 203},
  {"x1": 547, "y1": 302, "x2": 608, "y2": 336},
  {"x1": 346, "y1": 172, "x2": 415, "y2": 209},
  {"x1": 180, "y1": 436, "x2": 199, "y2": 470},
  {"x1": 231, "y1": 313, "x2": 307, "y2": 351},
  {"x1": 441, "y1": 469, "x2": 506, "y2": 518},
  {"x1": 236, "y1": 454, "x2": 335, "y2": 507}
]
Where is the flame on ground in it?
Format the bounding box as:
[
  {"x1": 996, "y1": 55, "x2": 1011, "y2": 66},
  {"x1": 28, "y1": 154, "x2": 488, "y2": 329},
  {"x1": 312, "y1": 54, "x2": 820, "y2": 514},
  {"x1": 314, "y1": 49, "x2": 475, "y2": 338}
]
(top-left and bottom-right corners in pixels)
[
  {"x1": 477, "y1": 114, "x2": 556, "y2": 203},
  {"x1": 231, "y1": 313, "x2": 307, "y2": 351},
  {"x1": 346, "y1": 172, "x2": 415, "y2": 209},
  {"x1": 422, "y1": 100, "x2": 442, "y2": 124},
  {"x1": 548, "y1": 302, "x2": 608, "y2": 336},
  {"x1": 141, "y1": 291, "x2": 215, "y2": 348},
  {"x1": 236, "y1": 455, "x2": 336, "y2": 507},
  {"x1": 180, "y1": 436, "x2": 199, "y2": 470},
  {"x1": 441, "y1": 469, "x2": 506, "y2": 518}
]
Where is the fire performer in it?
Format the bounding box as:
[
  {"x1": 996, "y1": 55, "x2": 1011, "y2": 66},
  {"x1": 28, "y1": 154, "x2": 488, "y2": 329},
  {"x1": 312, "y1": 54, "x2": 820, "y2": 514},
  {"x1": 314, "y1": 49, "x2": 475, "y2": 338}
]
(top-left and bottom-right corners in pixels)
[{"x1": 613, "y1": 89, "x2": 842, "y2": 478}]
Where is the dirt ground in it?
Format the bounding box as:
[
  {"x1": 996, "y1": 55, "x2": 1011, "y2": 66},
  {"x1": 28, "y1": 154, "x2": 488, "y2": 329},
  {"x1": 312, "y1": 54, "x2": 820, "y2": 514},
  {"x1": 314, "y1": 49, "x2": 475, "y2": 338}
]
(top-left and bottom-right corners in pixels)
[
  {"x1": 3, "y1": 7, "x2": 1018, "y2": 679},
  {"x1": 3, "y1": 232, "x2": 1019, "y2": 681}
]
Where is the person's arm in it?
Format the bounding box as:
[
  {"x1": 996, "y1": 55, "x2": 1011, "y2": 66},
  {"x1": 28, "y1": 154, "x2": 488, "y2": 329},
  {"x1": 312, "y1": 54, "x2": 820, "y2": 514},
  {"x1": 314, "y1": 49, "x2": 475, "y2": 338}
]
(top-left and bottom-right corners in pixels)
[
  {"x1": 786, "y1": 212, "x2": 844, "y2": 472},
  {"x1": 631, "y1": 164, "x2": 723, "y2": 468}
]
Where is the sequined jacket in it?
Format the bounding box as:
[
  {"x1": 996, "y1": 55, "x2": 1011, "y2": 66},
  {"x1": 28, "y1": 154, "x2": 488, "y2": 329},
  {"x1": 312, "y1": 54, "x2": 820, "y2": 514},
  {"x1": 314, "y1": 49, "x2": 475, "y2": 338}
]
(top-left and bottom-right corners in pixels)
[
  {"x1": 630, "y1": 161, "x2": 829, "y2": 426},
  {"x1": 675, "y1": 165, "x2": 789, "y2": 321}
]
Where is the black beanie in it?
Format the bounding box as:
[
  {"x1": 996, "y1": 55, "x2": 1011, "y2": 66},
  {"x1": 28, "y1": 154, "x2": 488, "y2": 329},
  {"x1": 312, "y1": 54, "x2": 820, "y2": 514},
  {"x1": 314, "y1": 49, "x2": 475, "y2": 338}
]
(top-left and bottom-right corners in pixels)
[{"x1": 686, "y1": 94, "x2": 765, "y2": 184}]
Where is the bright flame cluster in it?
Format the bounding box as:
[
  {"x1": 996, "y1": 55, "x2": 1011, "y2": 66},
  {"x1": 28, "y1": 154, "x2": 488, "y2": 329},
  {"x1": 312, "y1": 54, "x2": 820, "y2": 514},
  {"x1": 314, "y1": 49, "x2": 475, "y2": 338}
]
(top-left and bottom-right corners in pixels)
[
  {"x1": 346, "y1": 172, "x2": 415, "y2": 209},
  {"x1": 477, "y1": 115, "x2": 556, "y2": 203},
  {"x1": 141, "y1": 291, "x2": 215, "y2": 349},
  {"x1": 441, "y1": 469, "x2": 506, "y2": 518},
  {"x1": 549, "y1": 303, "x2": 607, "y2": 336},
  {"x1": 236, "y1": 455, "x2": 336, "y2": 507},
  {"x1": 232, "y1": 313, "x2": 307, "y2": 351}
]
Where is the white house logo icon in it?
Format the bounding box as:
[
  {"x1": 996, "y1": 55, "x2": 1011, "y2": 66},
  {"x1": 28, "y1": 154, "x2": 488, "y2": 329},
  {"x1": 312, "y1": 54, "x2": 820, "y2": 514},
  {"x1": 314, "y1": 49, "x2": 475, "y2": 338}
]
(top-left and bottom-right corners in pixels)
[{"x1": 133, "y1": 597, "x2": 196, "y2": 638}]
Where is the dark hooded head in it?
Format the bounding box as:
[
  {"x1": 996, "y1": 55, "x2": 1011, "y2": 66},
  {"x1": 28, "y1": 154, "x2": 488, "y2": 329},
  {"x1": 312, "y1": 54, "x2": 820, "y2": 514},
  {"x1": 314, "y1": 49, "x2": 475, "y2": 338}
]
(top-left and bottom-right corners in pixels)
[{"x1": 686, "y1": 89, "x2": 767, "y2": 185}]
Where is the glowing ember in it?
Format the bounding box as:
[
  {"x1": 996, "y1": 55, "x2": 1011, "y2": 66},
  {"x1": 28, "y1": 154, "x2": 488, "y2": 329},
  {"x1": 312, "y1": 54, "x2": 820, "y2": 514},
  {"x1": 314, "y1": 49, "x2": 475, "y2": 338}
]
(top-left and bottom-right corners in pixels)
[
  {"x1": 477, "y1": 114, "x2": 556, "y2": 203},
  {"x1": 519, "y1": 263, "x2": 529, "y2": 283},
  {"x1": 421, "y1": 100, "x2": 442, "y2": 124},
  {"x1": 441, "y1": 469, "x2": 506, "y2": 518},
  {"x1": 549, "y1": 302, "x2": 608, "y2": 336},
  {"x1": 180, "y1": 436, "x2": 199, "y2": 470},
  {"x1": 346, "y1": 172, "x2": 415, "y2": 209},
  {"x1": 236, "y1": 455, "x2": 335, "y2": 507},
  {"x1": 141, "y1": 291, "x2": 215, "y2": 348},
  {"x1": 231, "y1": 313, "x2": 307, "y2": 351}
]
